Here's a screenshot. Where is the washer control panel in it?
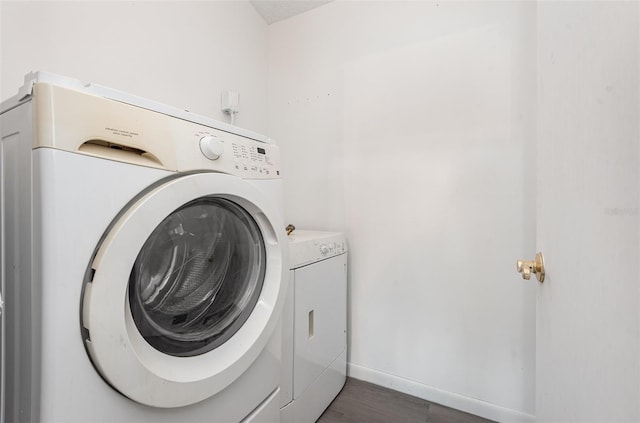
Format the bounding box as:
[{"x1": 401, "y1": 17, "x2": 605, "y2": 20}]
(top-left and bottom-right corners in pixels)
[
  {"x1": 173, "y1": 119, "x2": 281, "y2": 179},
  {"x1": 288, "y1": 231, "x2": 347, "y2": 269}
]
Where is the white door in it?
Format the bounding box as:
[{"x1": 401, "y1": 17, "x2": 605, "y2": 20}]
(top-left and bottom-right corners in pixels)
[{"x1": 535, "y1": 2, "x2": 639, "y2": 421}]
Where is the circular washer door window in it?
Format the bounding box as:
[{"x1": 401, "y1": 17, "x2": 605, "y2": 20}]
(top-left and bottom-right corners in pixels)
[
  {"x1": 129, "y1": 197, "x2": 266, "y2": 357},
  {"x1": 81, "y1": 173, "x2": 287, "y2": 408}
]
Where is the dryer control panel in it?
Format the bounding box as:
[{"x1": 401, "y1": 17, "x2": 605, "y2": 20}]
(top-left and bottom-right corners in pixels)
[{"x1": 288, "y1": 231, "x2": 347, "y2": 269}]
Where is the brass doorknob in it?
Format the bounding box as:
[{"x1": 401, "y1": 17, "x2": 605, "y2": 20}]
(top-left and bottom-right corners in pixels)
[{"x1": 516, "y1": 252, "x2": 545, "y2": 283}]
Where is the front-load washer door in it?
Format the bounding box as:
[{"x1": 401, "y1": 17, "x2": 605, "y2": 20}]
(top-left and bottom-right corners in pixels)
[{"x1": 81, "y1": 172, "x2": 287, "y2": 408}]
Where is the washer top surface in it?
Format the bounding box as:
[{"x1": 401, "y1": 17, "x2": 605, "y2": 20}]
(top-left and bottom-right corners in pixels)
[
  {"x1": 288, "y1": 230, "x2": 347, "y2": 269},
  {"x1": 1, "y1": 71, "x2": 272, "y2": 144}
]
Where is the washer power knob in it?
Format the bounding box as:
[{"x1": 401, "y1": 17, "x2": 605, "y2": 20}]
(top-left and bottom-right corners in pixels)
[
  {"x1": 320, "y1": 244, "x2": 330, "y2": 256},
  {"x1": 200, "y1": 135, "x2": 224, "y2": 160}
]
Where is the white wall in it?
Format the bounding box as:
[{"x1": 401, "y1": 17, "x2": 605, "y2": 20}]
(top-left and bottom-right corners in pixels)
[
  {"x1": 1, "y1": 1, "x2": 268, "y2": 133},
  {"x1": 1, "y1": 1, "x2": 539, "y2": 420},
  {"x1": 268, "y1": 2, "x2": 536, "y2": 421}
]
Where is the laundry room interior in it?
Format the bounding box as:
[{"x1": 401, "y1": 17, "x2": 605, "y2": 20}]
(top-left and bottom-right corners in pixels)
[{"x1": 1, "y1": 1, "x2": 638, "y2": 423}]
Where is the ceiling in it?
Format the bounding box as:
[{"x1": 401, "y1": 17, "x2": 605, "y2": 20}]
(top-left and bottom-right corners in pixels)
[{"x1": 250, "y1": 1, "x2": 333, "y2": 24}]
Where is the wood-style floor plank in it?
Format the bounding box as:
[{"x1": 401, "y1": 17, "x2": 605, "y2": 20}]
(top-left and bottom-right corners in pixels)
[{"x1": 317, "y1": 378, "x2": 495, "y2": 423}]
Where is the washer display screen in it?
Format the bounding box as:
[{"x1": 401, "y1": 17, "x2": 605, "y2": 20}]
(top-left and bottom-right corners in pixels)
[{"x1": 128, "y1": 197, "x2": 266, "y2": 357}]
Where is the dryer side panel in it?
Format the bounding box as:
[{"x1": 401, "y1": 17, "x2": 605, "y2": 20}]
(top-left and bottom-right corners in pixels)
[{"x1": 279, "y1": 270, "x2": 295, "y2": 408}]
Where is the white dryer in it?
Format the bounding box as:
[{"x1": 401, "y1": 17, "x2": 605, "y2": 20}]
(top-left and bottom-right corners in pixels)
[
  {"x1": 280, "y1": 230, "x2": 347, "y2": 423},
  {"x1": 0, "y1": 72, "x2": 288, "y2": 422}
]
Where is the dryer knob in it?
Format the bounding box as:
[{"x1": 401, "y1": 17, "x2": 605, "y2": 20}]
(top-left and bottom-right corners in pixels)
[{"x1": 200, "y1": 135, "x2": 224, "y2": 160}]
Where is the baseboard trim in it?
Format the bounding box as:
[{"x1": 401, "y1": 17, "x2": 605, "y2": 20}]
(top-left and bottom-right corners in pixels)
[{"x1": 347, "y1": 363, "x2": 535, "y2": 423}]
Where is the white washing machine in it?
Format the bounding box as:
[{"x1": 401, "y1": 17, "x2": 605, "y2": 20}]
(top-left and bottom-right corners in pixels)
[
  {"x1": 280, "y1": 230, "x2": 347, "y2": 423},
  {"x1": 0, "y1": 72, "x2": 288, "y2": 422}
]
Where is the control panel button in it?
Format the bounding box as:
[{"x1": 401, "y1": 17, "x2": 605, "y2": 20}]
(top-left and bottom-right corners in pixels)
[{"x1": 200, "y1": 135, "x2": 224, "y2": 160}]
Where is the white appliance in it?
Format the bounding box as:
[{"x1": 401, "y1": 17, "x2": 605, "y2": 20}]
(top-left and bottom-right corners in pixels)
[
  {"x1": 0, "y1": 72, "x2": 288, "y2": 422},
  {"x1": 280, "y1": 230, "x2": 347, "y2": 423}
]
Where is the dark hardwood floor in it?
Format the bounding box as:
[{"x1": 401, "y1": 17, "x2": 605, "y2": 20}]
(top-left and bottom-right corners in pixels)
[{"x1": 317, "y1": 378, "x2": 495, "y2": 423}]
